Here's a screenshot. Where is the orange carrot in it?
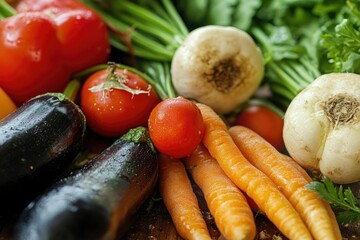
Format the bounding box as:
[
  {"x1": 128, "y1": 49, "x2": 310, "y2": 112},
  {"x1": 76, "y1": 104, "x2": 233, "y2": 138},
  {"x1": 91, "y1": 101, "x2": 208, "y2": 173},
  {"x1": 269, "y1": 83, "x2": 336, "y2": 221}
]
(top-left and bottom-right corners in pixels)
[
  {"x1": 281, "y1": 153, "x2": 313, "y2": 183},
  {"x1": 229, "y1": 125, "x2": 342, "y2": 240},
  {"x1": 0, "y1": 87, "x2": 17, "y2": 120},
  {"x1": 281, "y1": 153, "x2": 341, "y2": 232},
  {"x1": 185, "y1": 144, "x2": 256, "y2": 240},
  {"x1": 158, "y1": 153, "x2": 212, "y2": 240},
  {"x1": 196, "y1": 103, "x2": 313, "y2": 240}
]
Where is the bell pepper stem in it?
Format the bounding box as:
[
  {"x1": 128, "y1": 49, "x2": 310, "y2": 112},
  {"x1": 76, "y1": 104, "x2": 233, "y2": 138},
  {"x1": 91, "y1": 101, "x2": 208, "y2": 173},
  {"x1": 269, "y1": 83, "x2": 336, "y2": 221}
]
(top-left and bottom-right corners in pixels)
[{"x1": 0, "y1": 0, "x2": 16, "y2": 20}]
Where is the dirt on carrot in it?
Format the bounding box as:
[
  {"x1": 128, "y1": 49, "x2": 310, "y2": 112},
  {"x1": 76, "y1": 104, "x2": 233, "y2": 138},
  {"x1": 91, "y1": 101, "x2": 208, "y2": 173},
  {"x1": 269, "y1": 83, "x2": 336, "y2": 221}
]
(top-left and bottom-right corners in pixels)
[{"x1": 196, "y1": 103, "x2": 313, "y2": 240}]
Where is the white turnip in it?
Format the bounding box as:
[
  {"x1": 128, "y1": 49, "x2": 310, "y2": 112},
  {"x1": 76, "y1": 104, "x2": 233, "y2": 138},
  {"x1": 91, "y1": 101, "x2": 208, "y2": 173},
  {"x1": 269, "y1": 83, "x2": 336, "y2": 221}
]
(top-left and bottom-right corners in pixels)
[
  {"x1": 283, "y1": 73, "x2": 360, "y2": 184},
  {"x1": 171, "y1": 25, "x2": 264, "y2": 114}
]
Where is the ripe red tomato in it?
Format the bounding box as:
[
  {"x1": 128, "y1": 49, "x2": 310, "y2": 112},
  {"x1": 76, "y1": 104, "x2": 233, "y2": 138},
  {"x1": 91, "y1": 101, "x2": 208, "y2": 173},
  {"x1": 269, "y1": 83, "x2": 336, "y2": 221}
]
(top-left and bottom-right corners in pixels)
[
  {"x1": 80, "y1": 67, "x2": 161, "y2": 138},
  {"x1": 148, "y1": 97, "x2": 205, "y2": 158},
  {"x1": 0, "y1": 12, "x2": 70, "y2": 105},
  {"x1": 235, "y1": 105, "x2": 285, "y2": 151}
]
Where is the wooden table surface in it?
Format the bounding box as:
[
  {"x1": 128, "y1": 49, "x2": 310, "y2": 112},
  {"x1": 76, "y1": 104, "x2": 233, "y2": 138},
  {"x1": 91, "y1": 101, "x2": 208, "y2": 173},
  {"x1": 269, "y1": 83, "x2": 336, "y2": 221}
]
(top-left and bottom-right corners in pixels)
[
  {"x1": 122, "y1": 183, "x2": 360, "y2": 240},
  {"x1": 1, "y1": 185, "x2": 359, "y2": 240},
  {"x1": 122, "y1": 188, "x2": 286, "y2": 240}
]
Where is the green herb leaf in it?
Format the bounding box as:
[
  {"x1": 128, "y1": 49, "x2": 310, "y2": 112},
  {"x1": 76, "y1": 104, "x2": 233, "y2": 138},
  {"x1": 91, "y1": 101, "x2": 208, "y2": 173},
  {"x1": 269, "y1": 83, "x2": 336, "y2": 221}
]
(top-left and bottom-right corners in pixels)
[
  {"x1": 321, "y1": 18, "x2": 360, "y2": 72},
  {"x1": 306, "y1": 177, "x2": 360, "y2": 225}
]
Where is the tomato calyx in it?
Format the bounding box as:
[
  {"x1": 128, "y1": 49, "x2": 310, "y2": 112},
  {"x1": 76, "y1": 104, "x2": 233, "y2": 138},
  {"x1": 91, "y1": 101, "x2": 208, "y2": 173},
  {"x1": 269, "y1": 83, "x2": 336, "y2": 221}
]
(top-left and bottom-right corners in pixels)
[{"x1": 88, "y1": 63, "x2": 151, "y2": 96}]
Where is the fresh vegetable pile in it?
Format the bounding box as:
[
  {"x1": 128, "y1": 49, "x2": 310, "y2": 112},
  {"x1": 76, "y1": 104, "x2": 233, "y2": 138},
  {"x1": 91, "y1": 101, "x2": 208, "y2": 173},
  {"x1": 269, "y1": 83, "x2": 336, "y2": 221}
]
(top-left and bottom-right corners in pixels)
[{"x1": 0, "y1": 0, "x2": 359, "y2": 239}]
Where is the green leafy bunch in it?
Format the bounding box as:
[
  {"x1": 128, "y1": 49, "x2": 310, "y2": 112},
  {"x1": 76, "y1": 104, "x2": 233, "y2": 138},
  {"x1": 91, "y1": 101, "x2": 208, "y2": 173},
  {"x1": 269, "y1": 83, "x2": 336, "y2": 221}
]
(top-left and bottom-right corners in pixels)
[
  {"x1": 176, "y1": 0, "x2": 360, "y2": 107},
  {"x1": 321, "y1": 0, "x2": 360, "y2": 72}
]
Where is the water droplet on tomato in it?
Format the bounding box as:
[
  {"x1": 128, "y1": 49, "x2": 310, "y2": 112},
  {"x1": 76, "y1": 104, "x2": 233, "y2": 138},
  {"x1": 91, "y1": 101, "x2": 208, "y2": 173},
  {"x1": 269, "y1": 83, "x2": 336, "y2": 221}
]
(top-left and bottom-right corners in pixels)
[
  {"x1": 75, "y1": 15, "x2": 83, "y2": 20},
  {"x1": 5, "y1": 32, "x2": 20, "y2": 46},
  {"x1": 28, "y1": 49, "x2": 41, "y2": 62}
]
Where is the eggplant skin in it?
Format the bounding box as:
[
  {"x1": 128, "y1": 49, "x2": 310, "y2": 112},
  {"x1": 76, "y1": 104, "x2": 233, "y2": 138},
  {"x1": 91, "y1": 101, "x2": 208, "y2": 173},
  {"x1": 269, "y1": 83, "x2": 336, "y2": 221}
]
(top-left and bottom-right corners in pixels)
[
  {"x1": 0, "y1": 93, "x2": 86, "y2": 213},
  {"x1": 13, "y1": 127, "x2": 158, "y2": 240}
]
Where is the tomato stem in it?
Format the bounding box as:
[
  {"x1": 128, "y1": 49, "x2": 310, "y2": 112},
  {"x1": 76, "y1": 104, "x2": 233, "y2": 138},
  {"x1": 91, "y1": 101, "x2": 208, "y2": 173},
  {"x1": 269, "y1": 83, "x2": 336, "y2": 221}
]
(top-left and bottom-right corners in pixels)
[
  {"x1": 73, "y1": 64, "x2": 109, "y2": 79},
  {"x1": 88, "y1": 63, "x2": 151, "y2": 96},
  {"x1": 74, "y1": 62, "x2": 169, "y2": 99},
  {"x1": 63, "y1": 79, "x2": 81, "y2": 102},
  {"x1": 0, "y1": 0, "x2": 16, "y2": 20},
  {"x1": 105, "y1": 62, "x2": 124, "y2": 84}
]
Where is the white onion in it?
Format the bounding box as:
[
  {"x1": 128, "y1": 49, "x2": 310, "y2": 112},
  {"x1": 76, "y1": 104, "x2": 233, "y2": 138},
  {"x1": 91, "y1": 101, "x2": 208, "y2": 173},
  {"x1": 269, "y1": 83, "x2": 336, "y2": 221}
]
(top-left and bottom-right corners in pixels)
[
  {"x1": 171, "y1": 25, "x2": 264, "y2": 114},
  {"x1": 283, "y1": 73, "x2": 360, "y2": 184}
]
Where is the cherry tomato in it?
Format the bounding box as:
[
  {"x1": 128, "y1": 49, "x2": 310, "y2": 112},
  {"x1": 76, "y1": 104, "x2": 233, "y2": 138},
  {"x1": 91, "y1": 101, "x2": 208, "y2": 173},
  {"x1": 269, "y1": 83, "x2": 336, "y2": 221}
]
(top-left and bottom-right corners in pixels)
[
  {"x1": 16, "y1": 0, "x2": 110, "y2": 73},
  {"x1": 0, "y1": 12, "x2": 70, "y2": 105},
  {"x1": 80, "y1": 67, "x2": 161, "y2": 138},
  {"x1": 235, "y1": 105, "x2": 285, "y2": 151},
  {"x1": 148, "y1": 97, "x2": 205, "y2": 158}
]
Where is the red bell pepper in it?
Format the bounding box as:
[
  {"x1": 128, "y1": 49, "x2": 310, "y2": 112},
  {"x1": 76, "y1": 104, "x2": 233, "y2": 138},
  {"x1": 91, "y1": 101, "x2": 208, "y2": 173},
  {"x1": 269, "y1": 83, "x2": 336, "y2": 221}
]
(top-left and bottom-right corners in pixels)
[
  {"x1": 0, "y1": 0, "x2": 110, "y2": 105},
  {"x1": 16, "y1": 0, "x2": 110, "y2": 73},
  {"x1": 0, "y1": 12, "x2": 71, "y2": 105}
]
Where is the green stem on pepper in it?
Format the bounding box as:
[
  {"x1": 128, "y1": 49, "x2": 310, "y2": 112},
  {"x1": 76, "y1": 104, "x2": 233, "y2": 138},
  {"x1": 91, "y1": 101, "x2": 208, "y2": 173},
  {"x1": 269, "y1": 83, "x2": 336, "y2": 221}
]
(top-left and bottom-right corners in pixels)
[
  {"x1": 0, "y1": 0, "x2": 16, "y2": 20},
  {"x1": 63, "y1": 79, "x2": 82, "y2": 102},
  {"x1": 0, "y1": 0, "x2": 16, "y2": 19}
]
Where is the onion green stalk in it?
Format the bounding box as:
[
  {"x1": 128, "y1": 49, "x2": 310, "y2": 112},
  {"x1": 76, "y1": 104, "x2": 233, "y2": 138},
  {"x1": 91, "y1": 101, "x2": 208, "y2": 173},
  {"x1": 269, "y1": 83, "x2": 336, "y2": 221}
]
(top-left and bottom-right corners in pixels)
[
  {"x1": 251, "y1": 26, "x2": 321, "y2": 107},
  {"x1": 81, "y1": 0, "x2": 188, "y2": 99},
  {"x1": 82, "y1": 0, "x2": 188, "y2": 62}
]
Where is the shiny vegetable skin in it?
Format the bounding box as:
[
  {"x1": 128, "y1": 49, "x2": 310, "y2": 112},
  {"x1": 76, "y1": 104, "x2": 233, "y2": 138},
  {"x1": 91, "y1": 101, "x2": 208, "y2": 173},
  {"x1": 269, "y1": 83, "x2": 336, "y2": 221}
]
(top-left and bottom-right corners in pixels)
[
  {"x1": 13, "y1": 127, "x2": 158, "y2": 240},
  {"x1": 0, "y1": 93, "x2": 86, "y2": 213},
  {"x1": 0, "y1": 13, "x2": 71, "y2": 105},
  {"x1": 80, "y1": 67, "x2": 161, "y2": 138},
  {"x1": 16, "y1": 0, "x2": 110, "y2": 73}
]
